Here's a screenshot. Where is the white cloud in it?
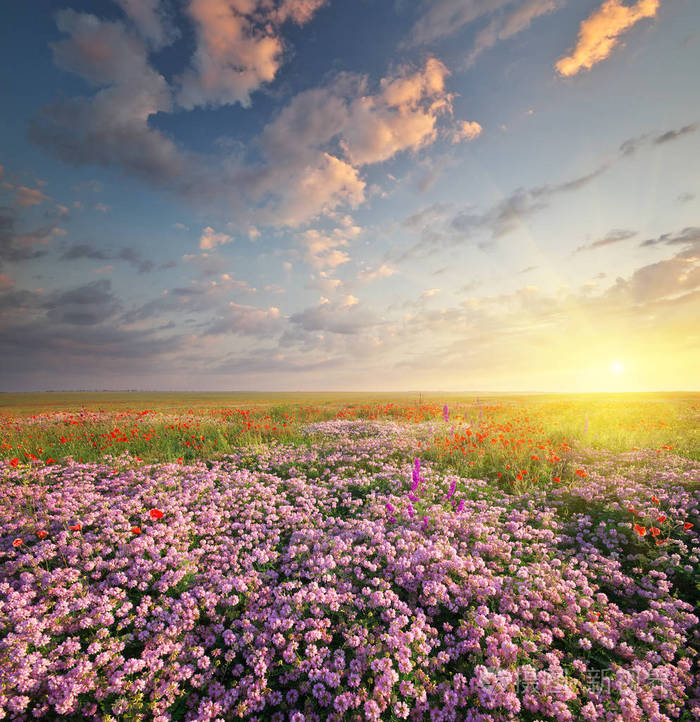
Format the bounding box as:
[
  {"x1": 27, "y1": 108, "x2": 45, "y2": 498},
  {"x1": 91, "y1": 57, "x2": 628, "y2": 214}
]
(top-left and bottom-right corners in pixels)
[
  {"x1": 199, "y1": 226, "x2": 233, "y2": 249},
  {"x1": 451, "y1": 120, "x2": 483, "y2": 143},
  {"x1": 177, "y1": 0, "x2": 325, "y2": 110}
]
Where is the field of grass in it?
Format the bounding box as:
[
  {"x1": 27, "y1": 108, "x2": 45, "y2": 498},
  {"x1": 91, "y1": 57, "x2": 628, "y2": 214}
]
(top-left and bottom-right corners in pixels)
[{"x1": 2, "y1": 392, "x2": 699, "y2": 720}]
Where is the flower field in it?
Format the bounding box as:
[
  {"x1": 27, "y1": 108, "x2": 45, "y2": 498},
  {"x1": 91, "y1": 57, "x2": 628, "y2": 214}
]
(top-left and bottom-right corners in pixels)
[{"x1": 1, "y1": 394, "x2": 699, "y2": 720}]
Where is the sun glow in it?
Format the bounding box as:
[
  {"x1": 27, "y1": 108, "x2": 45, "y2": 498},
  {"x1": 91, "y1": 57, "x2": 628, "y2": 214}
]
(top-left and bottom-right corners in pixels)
[{"x1": 611, "y1": 360, "x2": 625, "y2": 375}]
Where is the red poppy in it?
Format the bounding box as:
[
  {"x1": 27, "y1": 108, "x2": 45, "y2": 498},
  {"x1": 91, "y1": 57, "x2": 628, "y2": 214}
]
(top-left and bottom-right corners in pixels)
[
  {"x1": 650, "y1": 527, "x2": 660, "y2": 537},
  {"x1": 553, "y1": 477, "x2": 561, "y2": 483},
  {"x1": 656, "y1": 538, "x2": 669, "y2": 546},
  {"x1": 69, "y1": 522, "x2": 82, "y2": 531},
  {"x1": 9, "y1": 458, "x2": 19, "y2": 467},
  {"x1": 45, "y1": 458, "x2": 57, "y2": 465},
  {"x1": 633, "y1": 523, "x2": 647, "y2": 536},
  {"x1": 36, "y1": 530, "x2": 48, "y2": 539},
  {"x1": 131, "y1": 526, "x2": 141, "y2": 534},
  {"x1": 12, "y1": 538, "x2": 23, "y2": 547},
  {"x1": 575, "y1": 469, "x2": 587, "y2": 477},
  {"x1": 684, "y1": 522, "x2": 694, "y2": 530},
  {"x1": 628, "y1": 506, "x2": 635, "y2": 513},
  {"x1": 657, "y1": 515, "x2": 666, "y2": 523},
  {"x1": 651, "y1": 495, "x2": 659, "y2": 504},
  {"x1": 588, "y1": 611, "x2": 600, "y2": 622},
  {"x1": 149, "y1": 508, "x2": 164, "y2": 520}
]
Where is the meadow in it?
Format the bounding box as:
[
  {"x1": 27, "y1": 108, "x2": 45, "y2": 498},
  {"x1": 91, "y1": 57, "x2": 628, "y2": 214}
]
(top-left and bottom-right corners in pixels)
[{"x1": 1, "y1": 392, "x2": 699, "y2": 721}]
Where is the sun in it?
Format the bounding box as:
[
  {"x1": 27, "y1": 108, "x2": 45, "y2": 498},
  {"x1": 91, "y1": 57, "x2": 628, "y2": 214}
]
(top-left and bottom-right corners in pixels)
[{"x1": 611, "y1": 360, "x2": 624, "y2": 375}]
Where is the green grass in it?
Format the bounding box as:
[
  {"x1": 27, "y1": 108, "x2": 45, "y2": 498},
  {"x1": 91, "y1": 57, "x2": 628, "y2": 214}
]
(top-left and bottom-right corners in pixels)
[{"x1": 1, "y1": 392, "x2": 698, "y2": 477}]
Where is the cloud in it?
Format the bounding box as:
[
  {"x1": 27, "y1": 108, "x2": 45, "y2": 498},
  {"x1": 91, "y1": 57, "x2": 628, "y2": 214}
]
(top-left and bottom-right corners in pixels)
[
  {"x1": 0, "y1": 283, "x2": 182, "y2": 385},
  {"x1": 199, "y1": 225, "x2": 233, "y2": 250},
  {"x1": 620, "y1": 122, "x2": 699, "y2": 156},
  {"x1": 290, "y1": 297, "x2": 378, "y2": 335},
  {"x1": 654, "y1": 123, "x2": 698, "y2": 145},
  {"x1": 45, "y1": 279, "x2": 121, "y2": 325},
  {"x1": 402, "y1": 202, "x2": 453, "y2": 229},
  {"x1": 301, "y1": 221, "x2": 361, "y2": 270},
  {"x1": 176, "y1": 0, "x2": 325, "y2": 110},
  {"x1": 575, "y1": 228, "x2": 637, "y2": 253},
  {"x1": 608, "y1": 245, "x2": 700, "y2": 304},
  {"x1": 450, "y1": 164, "x2": 607, "y2": 239},
  {"x1": 639, "y1": 226, "x2": 700, "y2": 249},
  {"x1": 15, "y1": 186, "x2": 49, "y2": 207},
  {"x1": 451, "y1": 120, "x2": 483, "y2": 143},
  {"x1": 275, "y1": 0, "x2": 327, "y2": 24},
  {"x1": 260, "y1": 153, "x2": 366, "y2": 227},
  {"x1": 33, "y1": 12, "x2": 457, "y2": 231},
  {"x1": 60, "y1": 242, "x2": 158, "y2": 273},
  {"x1": 677, "y1": 192, "x2": 695, "y2": 204},
  {"x1": 408, "y1": 0, "x2": 513, "y2": 46},
  {"x1": 393, "y1": 162, "x2": 610, "y2": 261},
  {"x1": 0, "y1": 211, "x2": 55, "y2": 265},
  {"x1": 358, "y1": 264, "x2": 397, "y2": 281},
  {"x1": 205, "y1": 302, "x2": 282, "y2": 336},
  {"x1": 468, "y1": 0, "x2": 564, "y2": 65},
  {"x1": 420, "y1": 288, "x2": 441, "y2": 300},
  {"x1": 251, "y1": 59, "x2": 455, "y2": 225},
  {"x1": 113, "y1": 0, "x2": 179, "y2": 49},
  {"x1": 29, "y1": 10, "x2": 186, "y2": 185},
  {"x1": 341, "y1": 59, "x2": 453, "y2": 166},
  {"x1": 556, "y1": 0, "x2": 660, "y2": 77}
]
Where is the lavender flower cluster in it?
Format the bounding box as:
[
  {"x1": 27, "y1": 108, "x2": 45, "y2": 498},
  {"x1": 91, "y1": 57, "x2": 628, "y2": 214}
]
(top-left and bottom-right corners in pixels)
[{"x1": 1, "y1": 424, "x2": 698, "y2": 721}]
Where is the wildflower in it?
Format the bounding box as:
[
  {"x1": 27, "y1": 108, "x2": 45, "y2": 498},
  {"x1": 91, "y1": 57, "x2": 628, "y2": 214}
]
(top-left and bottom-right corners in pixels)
[
  {"x1": 553, "y1": 476, "x2": 561, "y2": 483},
  {"x1": 656, "y1": 537, "x2": 669, "y2": 545},
  {"x1": 684, "y1": 522, "x2": 694, "y2": 530},
  {"x1": 69, "y1": 522, "x2": 82, "y2": 531},
  {"x1": 385, "y1": 502, "x2": 395, "y2": 514},
  {"x1": 657, "y1": 515, "x2": 666, "y2": 523},
  {"x1": 633, "y1": 523, "x2": 646, "y2": 536},
  {"x1": 45, "y1": 458, "x2": 57, "y2": 465},
  {"x1": 650, "y1": 527, "x2": 660, "y2": 537},
  {"x1": 411, "y1": 458, "x2": 421, "y2": 491},
  {"x1": 9, "y1": 458, "x2": 19, "y2": 467},
  {"x1": 131, "y1": 526, "x2": 141, "y2": 534},
  {"x1": 150, "y1": 508, "x2": 164, "y2": 520},
  {"x1": 12, "y1": 538, "x2": 23, "y2": 547},
  {"x1": 575, "y1": 469, "x2": 587, "y2": 477},
  {"x1": 588, "y1": 611, "x2": 600, "y2": 622},
  {"x1": 443, "y1": 404, "x2": 449, "y2": 422},
  {"x1": 36, "y1": 530, "x2": 48, "y2": 539},
  {"x1": 651, "y1": 495, "x2": 659, "y2": 504},
  {"x1": 446, "y1": 479, "x2": 457, "y2": 500}
]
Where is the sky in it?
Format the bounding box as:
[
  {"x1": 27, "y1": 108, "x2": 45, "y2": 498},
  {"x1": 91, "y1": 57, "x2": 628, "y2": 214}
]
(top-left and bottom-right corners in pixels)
[{"x1": 1, "y1": 0, "x2": 699, "y2": 392}]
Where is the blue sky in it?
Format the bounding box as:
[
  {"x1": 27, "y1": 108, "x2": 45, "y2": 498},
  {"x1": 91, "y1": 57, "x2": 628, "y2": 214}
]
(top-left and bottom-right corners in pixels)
[{"x1": 1, "y1": 0, "x2": 699, "y2": 391}]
